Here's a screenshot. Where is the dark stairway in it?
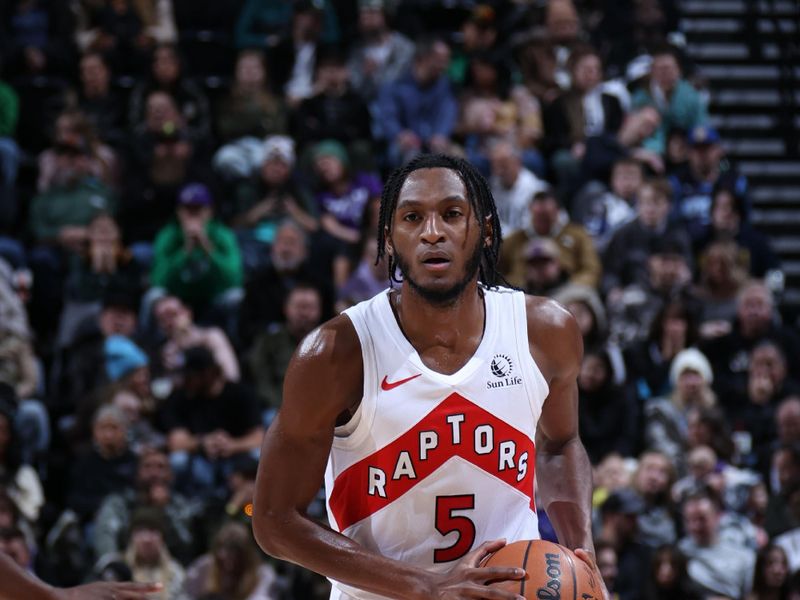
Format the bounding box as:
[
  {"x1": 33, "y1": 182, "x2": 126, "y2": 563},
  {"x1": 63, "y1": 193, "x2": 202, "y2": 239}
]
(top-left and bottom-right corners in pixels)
[{"x1": 679, "y1": 0, "x2": 800, "y2": 320}]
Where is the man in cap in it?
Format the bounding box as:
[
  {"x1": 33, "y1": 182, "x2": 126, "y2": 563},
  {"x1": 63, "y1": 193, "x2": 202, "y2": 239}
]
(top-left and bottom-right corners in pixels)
[
  {"x1": 670, "y1": 124, "x2": 748, "y2": 239},
  {"x1": 500, "y1": 188, "x2": 601, "y2": 289},
  {"x1": 150, "y1": 183, "x2": 243, "y2": 317}
]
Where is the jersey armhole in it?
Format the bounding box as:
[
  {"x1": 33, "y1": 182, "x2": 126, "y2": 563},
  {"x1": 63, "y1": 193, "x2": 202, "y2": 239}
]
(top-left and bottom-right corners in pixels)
[
  {"x1": 512, "y1": 292, "x2": 549, "y2": 425},
  {"x1": 332, "y1": 310, "x2": 377, "y2": 448}
]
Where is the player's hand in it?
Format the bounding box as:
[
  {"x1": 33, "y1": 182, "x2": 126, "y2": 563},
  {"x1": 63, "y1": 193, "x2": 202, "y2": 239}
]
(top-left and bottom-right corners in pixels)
[
  {"x1": 573, "y1": 548, "x2": 610, "y2": 600},
  {"x1": 426, "y1": 539, "x2": 526, "y2": 599},
  {"x1": 57, "y1": 580, "x2": 162, "y2": 599}
]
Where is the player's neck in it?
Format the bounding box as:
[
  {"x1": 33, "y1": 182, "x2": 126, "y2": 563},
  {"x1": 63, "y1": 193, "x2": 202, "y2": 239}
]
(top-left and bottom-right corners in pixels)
[{"x1": 392, "y1": 280, "x2": 485, "y2": 351}]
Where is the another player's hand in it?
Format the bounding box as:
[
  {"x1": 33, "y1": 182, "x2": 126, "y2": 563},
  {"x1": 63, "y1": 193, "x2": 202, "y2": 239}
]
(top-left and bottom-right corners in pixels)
[
  {"x1": 57, "y1": 580, "x2": 162, "y2": 599},
  {"x1": 573, "y1": 548, "x2": 610, "y2": 600},
  {"x1": 425, "y1": 539, "x2": 526, "y2": 599}
]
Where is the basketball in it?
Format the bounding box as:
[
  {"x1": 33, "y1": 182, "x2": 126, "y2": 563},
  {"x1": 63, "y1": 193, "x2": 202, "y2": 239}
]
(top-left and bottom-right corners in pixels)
[{"x1": 482, "y1": 540, "x2": 603, "y2": 599}]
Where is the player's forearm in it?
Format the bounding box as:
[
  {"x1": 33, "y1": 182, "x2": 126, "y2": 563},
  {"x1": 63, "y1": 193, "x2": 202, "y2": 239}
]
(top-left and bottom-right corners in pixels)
[
  {"x1": 253, "y1": 511, "x2": 435, "y2": 600},
  {"x1": 536, "y1": 436, "x2": 594, "y2": 551},
  {"x1": 0, "y1": 553, "x2": 58, "y2": 600}
]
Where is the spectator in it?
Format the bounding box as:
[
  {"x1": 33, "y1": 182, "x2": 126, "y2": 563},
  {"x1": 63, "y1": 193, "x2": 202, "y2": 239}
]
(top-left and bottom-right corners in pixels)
[
  {"x1": 701, "y1": 281, "x2": 800, "y2": 400},
  {"x1": 695, "y1": 184, "x2": 781, "y2": 281},
  {"x1": 670, "y1": 125, "x2": 748, "y2": 240},
  {"x1": 643, "y1": 348, "x2": 716, "y2": 472},
  {"x1": 67, "y1": 404, "x2": 137, "y2": 524},
  {"x1": 694, "y1": 239, "x2": 749, "y2": 339},
  {"x1": 602, "y1": 178, "x2": 692, "y2": 295},
  {"x1": 0, "y1": 75, "x2": 19, "y2": 227},
  {"x1": 336, "y1": 235, "x2": 389, "y2": 312},
  {"x1": 625, "y1": 299, "x2": 700, "y2": 400},
  {"x1": 123, "y1": 507, "x2": 188, "y2": 600},
  {"x1": 157, "y1": 347, "x2": 263, "y2": 496},
  {"x1": 234, "y1": 0, "x2": 340, "y2": 50},
  {"x1": 240, "y1": 219, "x2": 332, "y2": 346},
  {"x1": 642, "y1": 545, "x2": 703, "y2": 600},
  {"x1": 184, "y1": 521, "x2": 278, "y2": 599},
  {"x1": 347, "y1": 0, "x2": 414, "y2": 102},
  {"x1": 215, "y1": 49, "x2": 288, "y2": 150},
  {"x1": 501, "y1": 188, "x2": 601, "y2": 289},
  {"x1": 457, "y1": 52, "x2": 544, "y2": 177},
  {"x1": 128, "y1": 43, "x2": 211, "y2": 147},
  {"x1": 124, "y1": 90, "x2": 200, "y2": 243},
  {"x1": 312, "y1": 140, "x2": 382, "y2": 286},
  {"x1": 631, "y1": 451, "x2": 678, "y2": 548},
  {"x1": 594, "y1": 538, "x2": 620, "y2": 599},
  {"x1": 631, "y1": 45, "x2": 709, "y2": 155},
  {"x1": 37, "y1": 108, "x2": 118, "y2": 194},
  {"x1": 597, "y1": 488, "x2": 651, "y2": 600},
  {"x1": 51, "y1": 289, "x2": 139, "y2": 421},
  {"x1": 519, "y1": 237, "x2": 570, "y2": 297},
  {"x1": 376, "y1": 37, "x2": 457, "y2": 167},
  {"x1": 292, "y1": 50, "x2": 373, "y2": 165},
  {"x1": 765, "y1": 443, "x2": 800, "y2": 537},
  {"x1": 0, "y1": 259, "x2": 38, "y2": 402},
  {"x1": 543, "y1": 46, "x2": 624, "y2": 200},
  {"x1": 685, "y1": 406, "x2": 736, "y2": 466},
  {"x1": 64, "y1": 212, "x2": 145, "y2": 304},
  {"x1": 74, "y1": 0, "x2": 176, "y2": 75},
  {"x1": 0, "y1": 525, "x2": 32, "y2": 572},
  {"x1": 513, "y1": 27, "x2": 561, "y2": 105},
  {"x1": 759, "y1": 397, "x2": 800, "y2": 492},
  {"x1": 552, "y1": 283, "x2": 626, "y2": 385},
  {"x1": 248, "y1": 284, "x2": 323, "y2": 421},
  {"x1": 447, "y1": 4, "x2": 505, "y2": 87},
  {"x1": 77, "y1": 51, "x2": 127, "y2": 147},
  {"x1": 572, "y1": 158, "x2": 642, "y2": 252},
  {"x1": 229, "y1": 136, "x2": 317, "y2": 274},
  {"x1": 151, "y1": 295, "x2": 239, "y2": 383},
  {"x1": 109, "y1": 387, "x2": 163, "y2": 454},
  {"x1": 266, "y1": 2, "x2": 330, "y2": 107},
  {"x1": 0, "y1": 402, "x2": 44, "y2": 524},
  {"x1": 730, "y1": 341, "x2": 800, "y2": 466},
  {"x1": 578, "y1": 348, "x2": 637, "y2": 464},
  {"x1": 546, "y1": 0, "x2": 584, "y2": 88},
  {"x1": 678, "y1": 490, "x2": 756, "y2": 599},
  {"x1": 94, "y1": 446, "x2": 200, "y2": 565},
  {"x1": 150, "y1": 183, "x2": 243, "y2": 319},
  {"x1": 487, "y1": 140, "x2": 548, "y2": 238},
  {"x1": 748, "y1": 544, "x2": 790, "y2": 600}
]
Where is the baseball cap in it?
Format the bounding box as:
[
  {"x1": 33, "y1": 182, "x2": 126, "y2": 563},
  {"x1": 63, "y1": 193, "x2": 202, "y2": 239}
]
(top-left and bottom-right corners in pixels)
[
  {"x1": 178, "y1": 183, "x2": 213, "y2": 207},
  {"x1": 602, "y1": 488, "x2": 645, "y2": 515},
  {"x1": 313, "y1": 139, "x2": 349, "y2": 166},
  {"x1": 468, "y1": 4, "x2": 496, "y2": 28},
  {"x1": 688, "y1": 125, "x2": 720, "y2": 146},
  {"x1": 524, "y1": 237, "x2": 560, "y2": 261},
  {"x1": 262, "y1": 135, "x2": 295, "y2": 167},
  {"x1": 105, "y1": 335, "x2": 149, "y2": 382}
]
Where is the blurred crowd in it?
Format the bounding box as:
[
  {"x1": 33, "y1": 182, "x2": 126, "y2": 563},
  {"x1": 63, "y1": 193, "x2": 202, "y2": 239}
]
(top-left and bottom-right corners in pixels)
[{"x1": 0, "y1": 0, "x2": 796, "y2": 599}]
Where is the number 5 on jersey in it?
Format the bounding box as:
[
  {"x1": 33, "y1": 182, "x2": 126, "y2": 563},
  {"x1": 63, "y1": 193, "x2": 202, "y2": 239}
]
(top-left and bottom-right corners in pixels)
[{"x1": 434, "y1": 494, "x2": 476, "y2": 563}]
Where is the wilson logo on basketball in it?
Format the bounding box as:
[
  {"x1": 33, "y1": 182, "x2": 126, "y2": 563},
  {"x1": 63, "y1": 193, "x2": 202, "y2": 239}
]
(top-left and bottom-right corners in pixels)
[
  {"x1": 488, "y1": 354, "x2": 522, "y2": 389},
  {"x1": 536, "y1": 553, "x2": 562, "y2": 600}
]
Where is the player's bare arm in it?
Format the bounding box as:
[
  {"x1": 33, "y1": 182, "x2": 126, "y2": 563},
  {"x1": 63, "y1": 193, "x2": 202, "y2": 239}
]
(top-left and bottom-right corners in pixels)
[
  {"x1": 252, "y1": 315, "x2": 524, "y2": 600},
  {"x1": 527, "y1": 296, "x2": 607, "y2": 597}
]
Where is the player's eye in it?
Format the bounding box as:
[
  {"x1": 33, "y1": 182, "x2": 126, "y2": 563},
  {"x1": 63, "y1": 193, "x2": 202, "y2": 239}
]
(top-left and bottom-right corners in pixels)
[
  {"x1": 402, "y1": 212, "x2": 420, "y2": 222},
  {"x1": 444, "y1": 209, "x2": 463, "y2": 219}
]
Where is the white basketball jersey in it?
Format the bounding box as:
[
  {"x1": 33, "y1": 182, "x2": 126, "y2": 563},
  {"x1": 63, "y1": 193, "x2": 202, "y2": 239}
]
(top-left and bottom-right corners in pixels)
[{"x1": 325, "y1": 286, "x2": 549, "y2": 600}]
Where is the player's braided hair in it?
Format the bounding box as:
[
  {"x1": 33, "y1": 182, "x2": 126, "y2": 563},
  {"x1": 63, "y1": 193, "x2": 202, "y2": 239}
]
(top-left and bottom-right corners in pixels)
[{"x1": 376, "y1": 154, "x2": 505, "y2": 288}]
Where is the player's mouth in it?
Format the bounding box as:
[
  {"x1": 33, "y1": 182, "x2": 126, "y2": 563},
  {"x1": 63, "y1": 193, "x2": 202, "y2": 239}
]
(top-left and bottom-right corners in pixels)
[{"x1": 421, "y1": 254, "x2": 452, "y2": 272}]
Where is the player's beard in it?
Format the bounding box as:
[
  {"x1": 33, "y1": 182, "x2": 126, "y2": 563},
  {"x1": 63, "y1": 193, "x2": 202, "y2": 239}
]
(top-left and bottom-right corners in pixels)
[{"x1": 393, "y1": 237, "x2": 484, "y2": 306}]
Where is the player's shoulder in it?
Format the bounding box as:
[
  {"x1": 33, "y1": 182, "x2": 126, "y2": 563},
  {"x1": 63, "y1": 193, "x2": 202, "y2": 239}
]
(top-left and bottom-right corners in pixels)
[
  {"x1": 523, "y1": 294, "x2": 582, "y2": 379},
  {"x1": 523, "y1": 294, "x2": 579, "y2": 336},
  {"x1": 294, "y1": 313, "x2": 362, "y2": 370}
]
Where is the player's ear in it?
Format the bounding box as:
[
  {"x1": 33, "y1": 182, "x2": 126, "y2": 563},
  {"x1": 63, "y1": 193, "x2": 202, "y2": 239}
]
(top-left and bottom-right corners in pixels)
[
  {"x1": 482, "y1": 215, "x2": 493, "y2": 248},
  {"x1": 384, "y1": 225, "x2": 394, "y2": 256}
]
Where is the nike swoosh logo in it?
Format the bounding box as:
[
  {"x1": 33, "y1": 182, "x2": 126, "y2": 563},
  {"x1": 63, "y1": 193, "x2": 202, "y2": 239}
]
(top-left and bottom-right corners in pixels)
[{"x1": 380, "y1": 373, "x2": 422, "y2": 391}]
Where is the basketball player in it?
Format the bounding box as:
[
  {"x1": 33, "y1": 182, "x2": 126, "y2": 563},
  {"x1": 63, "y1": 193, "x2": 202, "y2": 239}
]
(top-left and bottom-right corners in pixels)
[
  {"x1": 0, "y1": 552, "x2": 161, "y2": 599},
  {"x1": 253, "y1": 155, "x2": 606, "y2": 599}
]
